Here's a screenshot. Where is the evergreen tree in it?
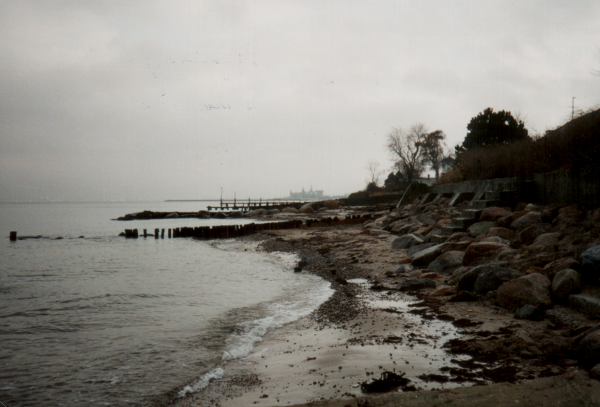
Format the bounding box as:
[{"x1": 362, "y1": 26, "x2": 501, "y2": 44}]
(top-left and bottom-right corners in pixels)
[{"x1": 460, "y1": 108, "x2": 529, "y2": 151}]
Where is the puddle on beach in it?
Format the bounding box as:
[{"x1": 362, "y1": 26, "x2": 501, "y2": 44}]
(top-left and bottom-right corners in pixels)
[{"x1": 347, "y1": 278, "x2": 485, "y2": 391}]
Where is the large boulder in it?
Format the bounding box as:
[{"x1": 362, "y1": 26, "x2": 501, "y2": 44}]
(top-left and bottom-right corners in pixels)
[
  {"x1": 429, "y1": 286, "x2": 457, "y2": 296},
  {"x1": 407, "y1": 242, "x2": 433, "y2": 257},
  {"x1": 245, "y1": 209, "x2": 268, "y2": 216},
  {"x1": 581, "y1": 245, "x2": 600, "y2": 284},
  {"x1": 456, "y1": 264, "x2": 517, "y2": 293},
  {"x1": 442, "y1": 240, "x2": 473, "y2": 253},
  {"x1": 480, "y1": 207, "x2": 512, "y2": 222},
  {"x1": 498, "y1": 210, "x2": 528, "y2": 228},
  {"x1": 486, "y1": 227, "x2": 515, "y2": 241},
  {"x1": 514, "y1": 304, "x2": 544, "y2": 320},
  {"x1": 496, "y1": 273, "x2": 552, "y2": 311},
  {"x1": 299, "y1": 206, "x2": 315, "y2": 214},
  {"x1": 281, "y1": 207, "x2": 298, "y2": 213},
  {"x1": 385, "y1": 263, "x2": 413, "y2": 276},
  {"x1": 463, "y1": 242, "x2": 509, "y2": 266},
  {"x1": 551, "y1": 269, "x2": 581, "y2": 299},
  {"x1": 512, "y1": 224, "x2": 552, "y2": 247},
  {"x1": 473, "y1": 266, "x2": 523, "y2": 296},
  {"x1": 527, "y1": 232, "x2": 562, "y2": 251},
  {"x1": 397, "y1": 277, "x2": 436, "y2": 291},
  {"x1": 390, "y1": 220, "x2": 408, "y2": 233},
  {"x1": 467, "y1": 221, "x2": 497, "y2": 237},
  {"x1": 375, "y1": 215, "x2": 396, "y2": 229},
  {"x1": 569, "y1": 295, "x2": 600, "y2": 319},
  {"x1": 414, "y1": 225, "x2": 435, "y2": 236},
  {"x1": 510, "y1": 211, "x2": 543, "y2": 231},
  {"x1": 396, "y1": 223, "x2": 417, "y2": 235},
  {"x1": 480, "y1": 236, "x2": 511, "y2": 246},
  {"x1": 428, "y1": 251, "x2": 465, "y2": 275},
  {"x1": 541, "y1": 203, "x2": 568, "y2": 223},
  {"x1": 543, "y1": 257, "x2": 579, "y2": 279},
  {"x1": 552, "y1": 205, "x2": 583, "y2": 226},
  {"x1": 410, "y1": 244, "x2": 445, "y2": 268},
  {"x1": 392, "y1": 233, "x2": 424, "y2": 250},
  {"x1": 448, "y1": 232, "x2": 471, "y2": 242},
  {"x1": 457, "y1": 268, "x2": 481, "y2": 292},
  {"x1": 323, "y1": 199, "x2": 341, "y2": 209},
  {"x1": 576, "y1": 328, "x2": 600, "y2": 368}
]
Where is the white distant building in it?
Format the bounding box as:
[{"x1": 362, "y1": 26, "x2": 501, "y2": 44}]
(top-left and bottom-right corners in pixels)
[{"x1": 289, "y1": 186, "x2": 324, "y2": 199}]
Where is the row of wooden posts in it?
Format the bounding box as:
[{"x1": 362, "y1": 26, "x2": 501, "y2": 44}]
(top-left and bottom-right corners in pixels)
[
  {"x1": 121, "y1": 215, "x2": 374, "y2": 240},
  {"x1": 7, "y1": 214, "x2": 375, "y2": 242}
]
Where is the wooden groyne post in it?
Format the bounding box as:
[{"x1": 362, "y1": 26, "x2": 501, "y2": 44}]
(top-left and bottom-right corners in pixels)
[
  {"x1": 10, "y1": 231, "x2": 17, "y2": 241},
  {"x1": 121, "y1": 213, "x2": 376, "y2": 242}
]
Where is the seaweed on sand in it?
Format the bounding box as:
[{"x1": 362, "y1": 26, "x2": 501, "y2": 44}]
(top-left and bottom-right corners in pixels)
[{"x1": 360, "y1": 370, "x2": 412, "y2": 393}]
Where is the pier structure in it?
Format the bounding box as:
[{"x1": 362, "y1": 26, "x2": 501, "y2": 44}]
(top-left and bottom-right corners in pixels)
[{"x1": 207, "y1": 198, "x2": 312, "y2": 212}]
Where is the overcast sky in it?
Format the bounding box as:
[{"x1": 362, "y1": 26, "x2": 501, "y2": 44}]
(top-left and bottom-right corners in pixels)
[{"x1": 1, "y1": 0, "x2": 600, "y2": 202}]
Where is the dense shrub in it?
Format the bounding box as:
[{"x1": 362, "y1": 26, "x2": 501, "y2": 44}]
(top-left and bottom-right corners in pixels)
[{"x1": 439, "y1": 108, "x2": 600, "y2": 183}]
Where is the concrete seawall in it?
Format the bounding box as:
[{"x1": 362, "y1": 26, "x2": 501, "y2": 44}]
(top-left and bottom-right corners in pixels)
[{"x1": 425, "y1": 168, "x2": 600, "y2": 208}]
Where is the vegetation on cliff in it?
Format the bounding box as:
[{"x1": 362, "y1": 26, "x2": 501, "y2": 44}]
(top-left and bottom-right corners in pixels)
[{"x1": 439, "y1": 107, "x2": 600, "y2": 184}]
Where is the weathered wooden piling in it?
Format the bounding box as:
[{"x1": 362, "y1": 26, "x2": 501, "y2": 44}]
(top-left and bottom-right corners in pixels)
[
  {"x1": 118, "y1": 212, "x2": 376, "y2": 243},
  {"x1": 143, "y1": 229, "x2": 147, "y2": 238},
  {"x1": 133, "y1": 229, "x2": 139, "y2": 238},
  {"x1": 10, "y1": 231, "x2": 17, "y2": 241}
]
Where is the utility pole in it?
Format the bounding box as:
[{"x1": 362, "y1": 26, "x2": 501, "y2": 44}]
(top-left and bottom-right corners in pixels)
[{"x1": 572, "y1": 97, "x2": 576, "y2": 120}]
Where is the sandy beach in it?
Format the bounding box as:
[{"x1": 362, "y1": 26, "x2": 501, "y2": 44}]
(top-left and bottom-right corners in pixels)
[{"x1": 166, "y1": 213, "x2": 600, "y2": 407}]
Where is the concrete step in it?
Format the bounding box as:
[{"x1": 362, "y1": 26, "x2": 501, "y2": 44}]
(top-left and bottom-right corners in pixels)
[
  {"x1": 462, "y1": 209, "x2": 483, "y2": 220},
  {"x1": 485, "y1": 190, "x2": 517, "y2": 201},
  {"x1": 471, "y1": 200, "x2": 500, "y2": 209},
  {"x1": 421, "y1": 193, "x2": 436, "y2": 204},
  {"x1": 449, "y1": 192, "x2": 475, "y2": 207}
]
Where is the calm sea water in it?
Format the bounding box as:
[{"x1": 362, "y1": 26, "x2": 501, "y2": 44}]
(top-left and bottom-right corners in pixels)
[{"x1": 0, "y1": 202, "x2": 333, "y2": 407}]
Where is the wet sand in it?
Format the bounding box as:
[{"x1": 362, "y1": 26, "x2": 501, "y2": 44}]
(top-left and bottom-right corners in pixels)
[{"x1": 169, "y1": 223, "x2": 600, "y2": 407}]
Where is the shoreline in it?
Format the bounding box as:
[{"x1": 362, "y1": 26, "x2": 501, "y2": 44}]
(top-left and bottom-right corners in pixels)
[{"x1": 166, "y1": 208, "x2": 600, "y2": 406}]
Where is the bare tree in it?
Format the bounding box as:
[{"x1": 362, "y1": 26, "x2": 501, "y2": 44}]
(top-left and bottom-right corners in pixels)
[
  {"x1": 365, "y1": 159, "x2": 384, "y2": 186},
  {"x1": 420, "y1": 130, "x2": 452, "y2": 180},
  {"x1": 386, "y1": 123, "x2": 427, "y2": 184}
]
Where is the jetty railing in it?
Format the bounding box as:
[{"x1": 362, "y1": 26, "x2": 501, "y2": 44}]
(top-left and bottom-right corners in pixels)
[{"x1": 207, "y1": 198, "x2": 313, "y2": 211}]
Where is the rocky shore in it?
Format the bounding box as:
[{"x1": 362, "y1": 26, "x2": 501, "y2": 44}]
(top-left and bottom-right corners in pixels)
[{"x1": 167, "y1": 198, "x2": 600, "y2": 406}]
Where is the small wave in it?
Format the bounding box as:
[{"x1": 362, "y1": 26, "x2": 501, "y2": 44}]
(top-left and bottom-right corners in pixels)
[
  {"x1": 178, "y1": 277, "x2": 333, "y2": 398},
  {"x1": 178, "y1": 367, "x2": 224, "y2": 397}
]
